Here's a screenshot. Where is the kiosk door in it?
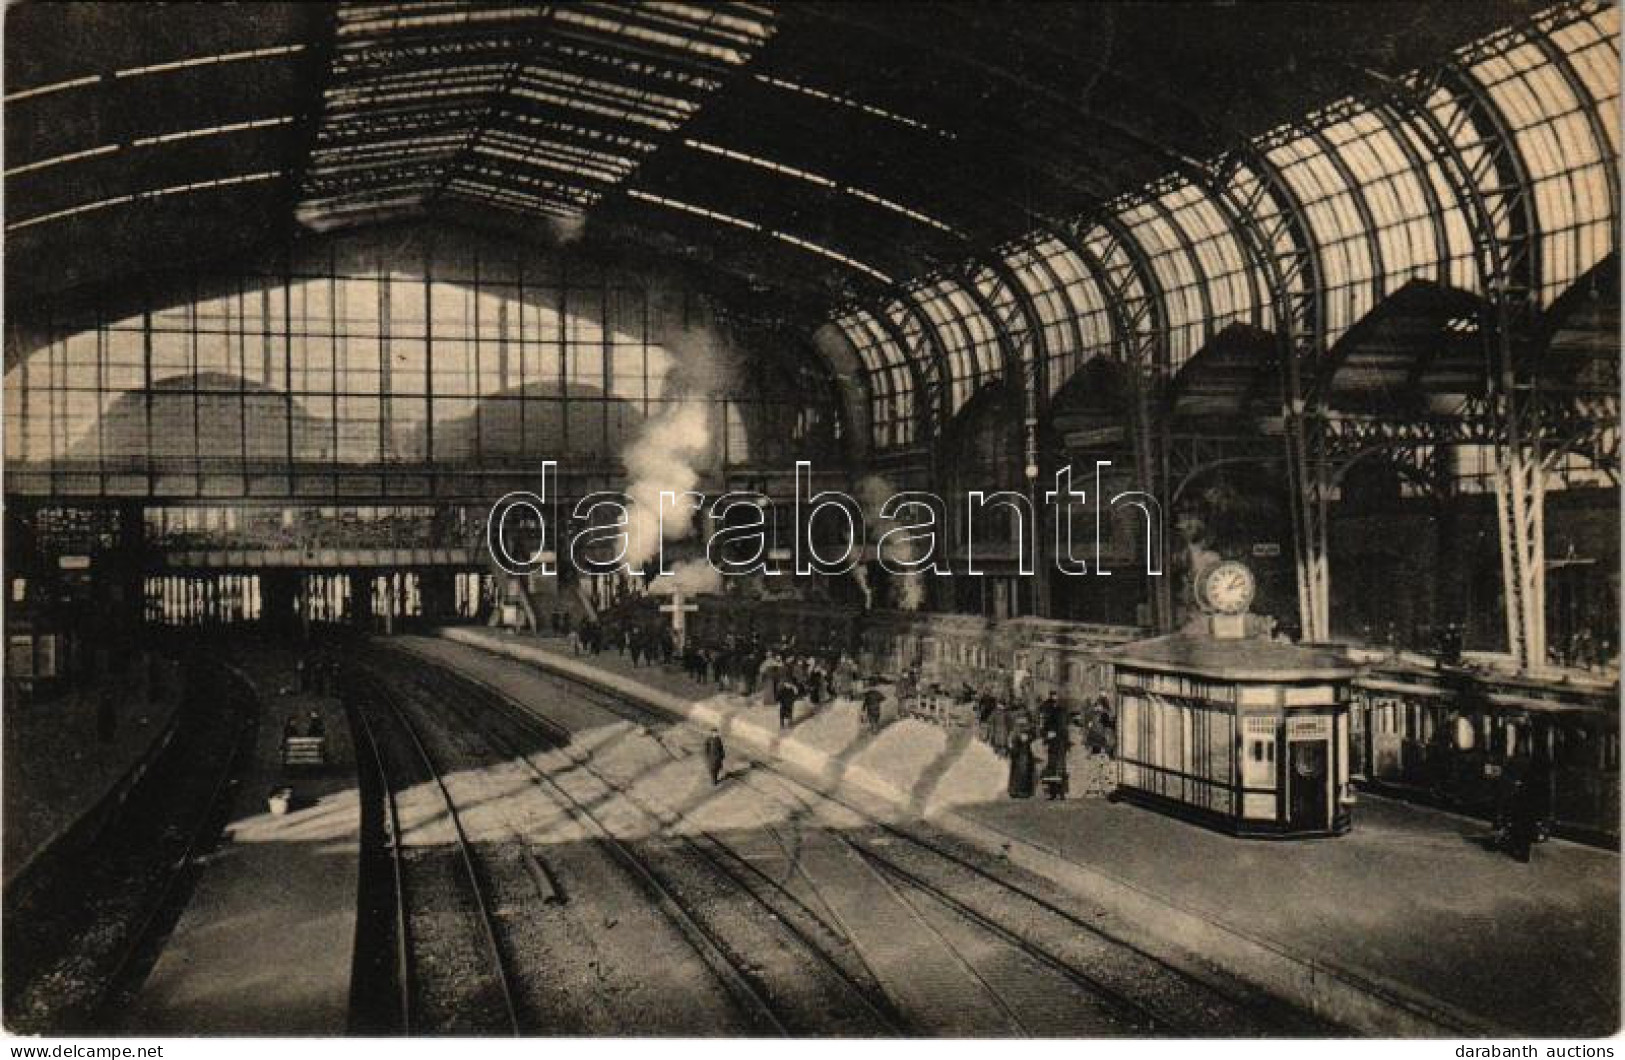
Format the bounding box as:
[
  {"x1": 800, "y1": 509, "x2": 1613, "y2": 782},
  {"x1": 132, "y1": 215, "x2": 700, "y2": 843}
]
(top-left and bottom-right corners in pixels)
[{"x1": 1288, "y1": 740, "x2": 1330, "y2": 831}]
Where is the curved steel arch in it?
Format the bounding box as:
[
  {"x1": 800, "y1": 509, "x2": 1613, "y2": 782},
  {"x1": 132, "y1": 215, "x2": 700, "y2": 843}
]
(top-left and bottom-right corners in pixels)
[
  {"x1": 960, "y1": 255, "x2": 1055, "y2": 613},
  {"x1": 1366, "y1": 43, "x2": 1547, "y2": 669},
  {"x1": 1117, "y1": 183, "x2": 1220, "y2": 351},
  {"x1": 1052, "y1": 214, "x2": 1177, "y2": 629},
  {"x1": 969, "y1": 254, "x2": 1053, "y2": 485},
  {"x1": 1184, "y1": 138, "x2": 1332, "y2": 640},
  {"x1": 956, "y1": 261, "x2": 1027, "y2": 386},
  {"x1": 888, "y1": 289, "x2": 958, "y2": 435},
  {"x1": 1522, "y1": 16, "x2": 1621, "y2": 248},
  {"x1": 1089, "y1": 212, "x2": 1175, "y2": 376},
  {"x1": 1156, "y1": 187, "x2": 1224, "y2": 334},
  {"x1": 1005, "y1": 232, "x2": 1092, "y2": 371},
  {"x1": 813, "y1": 315, "x2": 879, "y2": 459},
  {"x1": 904, "y1": 275, "x2": 995, "y2": 415},
  {"x1": 1302, "y1": 123, "x2": 1389, "y2": 303},
  {"x1": 859, "y1": 303, "x2": 936, "y2": 447},
  {"x1": 1365, "y1": 100, "x2": 1456, "y2": 284}
]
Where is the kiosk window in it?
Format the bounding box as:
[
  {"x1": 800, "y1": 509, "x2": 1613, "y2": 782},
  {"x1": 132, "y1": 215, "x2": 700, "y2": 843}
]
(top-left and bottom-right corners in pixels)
[{"x1": 1243, "y1": 735, "x2": 1277, "y2": 787}]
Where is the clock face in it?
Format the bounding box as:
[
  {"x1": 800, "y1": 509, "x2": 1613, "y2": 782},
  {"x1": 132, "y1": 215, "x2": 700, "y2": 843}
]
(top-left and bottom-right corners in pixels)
[{"x1": 1201, "y1": 560, "x2": 1256, "y2": 615}]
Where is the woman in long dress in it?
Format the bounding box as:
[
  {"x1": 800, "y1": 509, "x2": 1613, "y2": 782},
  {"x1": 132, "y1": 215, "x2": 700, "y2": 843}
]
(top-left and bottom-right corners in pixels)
[
  {"x1": 759, "y1": 652, "x2": 782, "y2": 706},
  {"x1": 990, "y1": 702, "x2": 1011, "y2": 757},
  {"x1": 1042, "y1": 727, "x2": 1070, "y2": 800},
  {"x1": 1008, "y1": 723, "x2": 1037, "y2": 798}
]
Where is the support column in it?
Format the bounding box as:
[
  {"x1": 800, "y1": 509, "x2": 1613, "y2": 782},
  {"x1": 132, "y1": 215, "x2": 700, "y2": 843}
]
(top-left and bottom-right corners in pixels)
[
  {"x1": 1492, "y1": 397, "x2": 1548, "y2": 669},
  {"x1": 1368, "y1": 53, "x2": 1544, "y2": 668},
  {"x1": 1192, "y1": 144, "x2": 1331, "y2": 642},
  {"x1": 350, "y1": 570, "x2": 373, "y2": 629},
  {"x1": 262, "y1": 571, "x2": 300, "y2": 635},
  {"x1": 1056, "y1": 218, "x2": 1176, "y2": 632},
  {"x1": 420, "y1": 568, "x2": 456, "y2": 623}
]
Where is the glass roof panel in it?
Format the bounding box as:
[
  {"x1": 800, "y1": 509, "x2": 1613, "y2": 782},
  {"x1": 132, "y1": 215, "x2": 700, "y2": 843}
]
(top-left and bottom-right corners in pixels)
[{"x1": 1464, "y1": 8, "x2": 1617, "y2": 302}]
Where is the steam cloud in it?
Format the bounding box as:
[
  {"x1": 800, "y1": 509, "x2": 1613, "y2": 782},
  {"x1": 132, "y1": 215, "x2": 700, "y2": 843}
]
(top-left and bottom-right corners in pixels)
[
  {"x1": 621, "y1": 322, "x2": 734, "y2": 589},
  {"x1": 855, "y1": 473, "x2": 925, "y2": 611}
]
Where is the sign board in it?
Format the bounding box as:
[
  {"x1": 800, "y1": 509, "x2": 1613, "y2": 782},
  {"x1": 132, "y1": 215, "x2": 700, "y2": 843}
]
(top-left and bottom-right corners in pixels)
[
  {"x1": 1287, "y1": 715, "x2": 1326, "y2": 741},
  {"x1": 1063, "y1": 426, "x2": 1126, "y2": 449},
  {"x1": 57, "y1": 555, "x2": 91, "y2": 570},
  {"x1": 1251, "y1": 542, "x2": 1282, "y2": 558},
  {"x1": 8, "y1": 636, "x2": 34, "y2": 678}
]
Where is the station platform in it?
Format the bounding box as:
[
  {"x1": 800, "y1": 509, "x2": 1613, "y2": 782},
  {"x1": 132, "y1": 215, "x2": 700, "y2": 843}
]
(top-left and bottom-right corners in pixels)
[
  {"x1": 429, "y1": 626, "x2": 1619, "y2": 1038},
  {"x1": 120, "y1": 647, "x2": 360, "y2": 1036},
  {"x1": 4, "y1": 655, "x2": 186, "y2": 888}
]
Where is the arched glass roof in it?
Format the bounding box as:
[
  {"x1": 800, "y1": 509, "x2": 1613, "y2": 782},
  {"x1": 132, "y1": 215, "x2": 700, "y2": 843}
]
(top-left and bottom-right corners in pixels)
[
  {"x1": 833, "y1": 307, "x2": 915, "y2": 449},
  {"x1": 835, "y1": 0, "x2": 1619, "y2": 451}
]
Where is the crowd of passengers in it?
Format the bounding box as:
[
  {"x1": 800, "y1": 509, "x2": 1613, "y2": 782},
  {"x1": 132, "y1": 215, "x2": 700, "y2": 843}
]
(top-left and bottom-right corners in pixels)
[{"x1": 539, "y1": 603, "x2": 1117, "y2": 801}]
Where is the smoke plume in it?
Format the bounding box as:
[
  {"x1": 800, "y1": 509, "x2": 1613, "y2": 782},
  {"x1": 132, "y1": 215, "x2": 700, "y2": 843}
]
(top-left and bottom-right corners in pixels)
[
  {"x1": 621, "y1": 321, "x2": 734, "y2": 583},
  {"x1": 646, "y1": 557, "x2": 723, "y2": 596},
  {"x1": 855, "y1": 473, "x2": 926, "y2": 611}
]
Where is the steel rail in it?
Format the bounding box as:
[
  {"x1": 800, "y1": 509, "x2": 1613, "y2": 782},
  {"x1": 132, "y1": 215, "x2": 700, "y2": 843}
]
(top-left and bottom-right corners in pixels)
[{"x1": 353, "y1": 664, "x2": 523, "y2": 1036}]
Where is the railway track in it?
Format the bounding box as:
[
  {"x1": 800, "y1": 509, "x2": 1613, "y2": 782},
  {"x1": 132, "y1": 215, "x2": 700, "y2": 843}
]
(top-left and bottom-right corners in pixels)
[
  {"x1": 367, "y1": 651, "x2": 899, "y2": 1036},
  {"x1": 348, "y1": 671, "x2": 521, "y2": 1036},
  {"x1": 4, "y1": 657, "x2": 259, "y2": 1034},
  {"x1": 378, "y1": 642, "x2": 1326, "y2": 1036}
]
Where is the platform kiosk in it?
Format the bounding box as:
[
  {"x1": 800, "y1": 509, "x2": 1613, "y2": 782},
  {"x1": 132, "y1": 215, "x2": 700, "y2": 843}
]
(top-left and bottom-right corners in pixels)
[{"x1": 1110, "y1": 634, "x2": 1358, "y2": 837}]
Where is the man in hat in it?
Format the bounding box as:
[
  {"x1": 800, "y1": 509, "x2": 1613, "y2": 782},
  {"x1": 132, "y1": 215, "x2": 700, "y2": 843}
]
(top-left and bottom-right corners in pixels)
[
  {"x1": 1008, "y1": 717, "x2": 1037, "y2": 799},
  {"x1": 776, "y1": 677, "x2": 801, "y2": 730},
  {"x1": 703, "y1": 728, "x2": 727, "y2": 786},
  {"x1": 862, "y1": 681, "x2": 885, "y2": 734}
]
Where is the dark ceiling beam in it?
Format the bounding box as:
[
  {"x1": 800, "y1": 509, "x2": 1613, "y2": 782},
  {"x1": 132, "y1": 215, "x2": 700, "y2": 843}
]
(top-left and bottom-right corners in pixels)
[{"x1": 282, "y1": 1, "x2": 339, "y2": 211}]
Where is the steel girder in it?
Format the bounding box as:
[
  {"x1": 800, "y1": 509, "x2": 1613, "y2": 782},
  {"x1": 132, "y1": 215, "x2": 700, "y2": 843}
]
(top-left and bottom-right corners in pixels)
[
  {"x1": 1522, "y1": 8, "x2": 1621, "y2": 258},
  {"x1": 967, "y1": 254, "x2": 1054, "y2": 613},
  {"x1": 1050, "y1": 215, "x2": 1176, "y2": 630},
  {"x1": 1191, "y1": 141, "x2": 1333, "y2": 642},
  {"x1": 1303, "y1": 123, "x2": 1389, "y2": 305},
  {"x1": 1367, "y1": 44, "x2": 1547, "y2": 670},
  {"x1": 1166, "y1": 434, "x2": 1285, "y2": 509},
  {"x1": 890, "y1": 293, "x2": 957, "y2": 441},
  {"x1": 854, "y1": 306, "x2": 933, "y2": 449}
]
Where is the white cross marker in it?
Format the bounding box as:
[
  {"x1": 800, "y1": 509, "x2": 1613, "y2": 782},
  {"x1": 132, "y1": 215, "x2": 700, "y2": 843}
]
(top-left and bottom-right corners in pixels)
[{"x1": 658, "y1": 591, "x2": 699, "y2": 650}]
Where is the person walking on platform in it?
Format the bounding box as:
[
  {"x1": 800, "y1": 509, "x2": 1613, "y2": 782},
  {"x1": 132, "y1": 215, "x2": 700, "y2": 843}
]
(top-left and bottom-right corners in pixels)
[
  {"x1": 1508, "y1": 747, "x2": 1552, "y2": 862},
  {"x1": 1086, "y1": 697, "x2": 1115, "y2": 756},
  {"x1": 975, "y1": 686, "x2": 997, "y2": 745},
  {"x1": 776, "y1": 678, "x2": 801, "y2": 730},
  {"x1": 760, "y1": 651, "x2": 783, "y2": 706},
  {"x1": 898, "y1": 666, "x2": 918, "y2": 711},
  {"x1": 1008, "y1": 720, "x2": 1037, "y2": 798},
  {"x1": 704, "y1": 728, "x2": 726, "y2": 786},
  {"x1": 862, "y1": 682, "x2": 885, "y2": 733},
  {"x1": 833, "y1": 653, "x2": 855, "y2": 699},
  {"x1": 1039, "y1": 691, "x2": 1066, "y2": 736},
  {"x1": 1041, "y1": 723, "x2": 1071, "y2": 801},
  {"x1": 989, "y1": 700, "x2": 1011, "y2": 757}
]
